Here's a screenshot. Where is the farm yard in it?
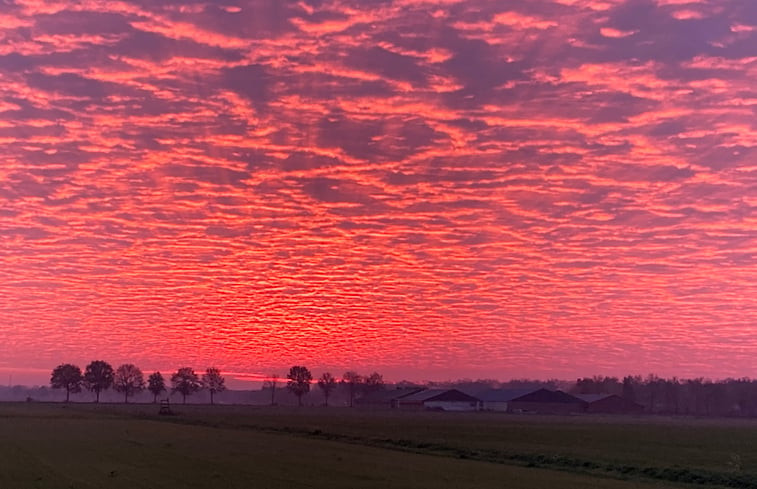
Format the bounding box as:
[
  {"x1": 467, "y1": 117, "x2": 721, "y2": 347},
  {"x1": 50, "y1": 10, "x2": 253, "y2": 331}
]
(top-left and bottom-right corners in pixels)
[{"x1": 1, "y1": 403, "x2": 756, "y2": 489}]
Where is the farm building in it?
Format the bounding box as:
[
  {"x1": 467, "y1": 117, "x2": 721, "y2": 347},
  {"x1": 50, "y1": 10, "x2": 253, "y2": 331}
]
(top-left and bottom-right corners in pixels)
[
  {"x1": 354, "y1": 388, "x2": 425, "y2": 408},
  {"x1": 575, "y1": 394, "x2": 644, "y2": 414},
  {"x1": 477, "y1": 389, "x2": 536, "y2": 411},
  {"x1": 507, "y1": 389, "x2": 587, "y2": 414},
  {"x1": 396, "y1": 389, "x2": 481, "y2": 411}
]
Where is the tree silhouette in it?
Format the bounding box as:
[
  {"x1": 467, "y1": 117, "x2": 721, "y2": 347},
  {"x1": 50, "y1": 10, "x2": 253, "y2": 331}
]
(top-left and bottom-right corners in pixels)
[
  {"x1": 287, "y1": 366, "x2": 312, "y2": 407},
  {"x1": 364, "y1": 372, "x2": 385, "y2": 394},
  {"x1": 263, "y1": 374, "x2": 279, "y2": 406},
  {"x1": 317, "y1": 372, "x2": 337, "y2": 406},
  {"x1": 50, "y1": 364, "x2": 83, "y2": 402},
  {"x1": 113, "y1": 364, "x2": 145, "y2": 403},
  {"x1": 201, "y1": 367, "x2": 226, "y2": 405},
  {"x1": 622, "y1": 376, "x2": 636, "y2": 401},
  {"x1": 647, "y1": 374, "x2": 661, "y2": 412},
  {"x1": 342, "y1": 371, "x2": 362, "y2": 407},
  {"x1": 171, "y1": 367, "x2": 201, "y2": 404},
  {"x1": 148, "y1": 371, "x2": 166, "y2": 403},
  {"x1": 83, "y1": 360, "x2": 114, "y2": 403},
  {"x1": 664, "y1": 377, "x2": 680, "y2": 414}
]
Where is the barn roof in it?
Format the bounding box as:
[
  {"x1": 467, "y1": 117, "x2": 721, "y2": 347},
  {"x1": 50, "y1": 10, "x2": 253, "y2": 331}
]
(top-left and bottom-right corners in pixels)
[
  {"x1": 477, "y1": 388, "x2": 536, "y2": 402},
  {"x1": 575, "y1": 394, "x2": 615, "y2": 403},
  {"x1": 400, "y1": 389, "x2": 449, "y2": 402},
  {"x1": 510, "y1": 388, "x2": 586, "y2": 404},
  {"x1": 401, "y1": 389, "x2": 480, "y2": 403},
  {"x1": 577, "y1": 394, "x2": 645, "y2": 410},
  {"x1": 356, "y1": 388, "x2": 424, "y2": 403}
]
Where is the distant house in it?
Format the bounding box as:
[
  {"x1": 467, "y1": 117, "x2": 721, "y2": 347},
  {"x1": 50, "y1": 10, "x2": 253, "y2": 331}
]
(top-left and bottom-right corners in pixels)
[
  {"x1": 354, "y1": 388, "x2": 425, "y2": 409},
  {"x1": 397, "y1": 389, "x2": 481, "y2": 411},
  {"x1": 507, "y1": 389, "x2": 587, "y2": 414},
  {"x1": 575, "y1": 394, "x2": 644, "y2": 414},
  {"x1": 477, "y1": 389, "x2": 536, "y2": 412}
]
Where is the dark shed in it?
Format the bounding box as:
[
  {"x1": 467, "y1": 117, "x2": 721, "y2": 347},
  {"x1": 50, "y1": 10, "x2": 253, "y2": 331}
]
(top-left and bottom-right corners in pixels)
[
  {"x1": 507, "y1": 388, "x2": 587, "y2": 414},
  {"x1": 576, "y1": 394, "x2": 644, "y2": 414}
]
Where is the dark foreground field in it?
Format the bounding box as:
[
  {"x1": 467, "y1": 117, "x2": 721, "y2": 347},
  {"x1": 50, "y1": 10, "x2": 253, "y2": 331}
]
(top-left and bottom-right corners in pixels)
[{"x1": 2, "y1": 403, "x2": 756, "y2": 489}]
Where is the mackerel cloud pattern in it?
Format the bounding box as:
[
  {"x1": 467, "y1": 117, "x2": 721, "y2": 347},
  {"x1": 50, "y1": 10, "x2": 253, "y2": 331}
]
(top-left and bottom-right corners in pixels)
[{"x1": 0, "y1": 0, "x2": 755, "y2": 380}]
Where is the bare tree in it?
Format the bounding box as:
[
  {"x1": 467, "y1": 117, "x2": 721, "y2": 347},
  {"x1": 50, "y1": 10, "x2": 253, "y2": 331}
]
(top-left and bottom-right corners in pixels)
[
  {"x1": 342, "y1": 371, "x2": 362, "y2": 407},
  {"x1": 148, "y1": 371, "x2": 166, "y2": 403},
  {"x1": 287, "y1": 366, "x2": 312, "y2": 407},
  {"x1": 83, "y1": 360, "x2": 114, "y2": 403},
  {"x1": 317, "y1": 372, "x2": 337, "y2": 406},
  {"x1": 263, "y1": 374, "x2": 279, "y2": 406},
  {"x1": 647, "y1": 374, "x2": 661, "y2": 413},
  {"x1": 364, "y1": 372, "x2": 385, "y2": 394},
  {"x1": 113, "y1": 364, "x2": 145, "y2": 403},
  {"x1": 201, "y1": 367, "x2": 226, "y2": 405},
  {"x1": 171, "y1": 367, "x2": 201, "y2": 404},
  {"x1": 622, "y1": 376, "x2": 636, "y2": 401},
  {"x1": 50, "y1": 364, "x2": 83, "y2": 402}
]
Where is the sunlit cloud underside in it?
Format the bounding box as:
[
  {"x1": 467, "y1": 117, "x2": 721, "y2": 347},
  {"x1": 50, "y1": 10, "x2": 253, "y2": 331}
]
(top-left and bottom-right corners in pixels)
[{"x1": 0, "y1": 0, "x2": 755, "y2": 381}]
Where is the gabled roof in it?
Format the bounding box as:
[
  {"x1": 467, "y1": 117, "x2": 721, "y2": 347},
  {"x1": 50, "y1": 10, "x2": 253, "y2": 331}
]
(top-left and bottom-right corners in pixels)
[
  {"x1": 356, "y1": 388, "x2": 424, "y2": 403},
  {"x1": 575, "y1": 394, "x2": 615, "y2": 403},
  {"x1": 478, "y1": 388, "x2": 536, "y2": 402},
  {"x1": 576, "y1": 394, "x2": 644, "y2": 409},
  {"x1": 400, "y1": 388, "x2": 480, "y2": 403},
  {"x1": 400, "y1": 389, "x2": 449, "y2": 402},
  {"x1": 510, "y1": 388, "x2": 586, "y2": 404}
]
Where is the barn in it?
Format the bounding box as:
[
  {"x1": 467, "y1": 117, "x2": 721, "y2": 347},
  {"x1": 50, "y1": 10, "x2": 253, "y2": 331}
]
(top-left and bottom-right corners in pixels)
[
  {"x1": 477, "y1": 389, "x2": 536, "y2": 412},
  {"x1": 576, "y1": 394, "x2": 644, "y2": 414},
  {"x1": 354, "y1": 388, "x2": 424, "y2": 409},
  {"x1": 397, "y1": 389, "x2": 481, "y2": 411},
  {"x1": 507, "y1": 389, "x2": 587, "y2": 414}
]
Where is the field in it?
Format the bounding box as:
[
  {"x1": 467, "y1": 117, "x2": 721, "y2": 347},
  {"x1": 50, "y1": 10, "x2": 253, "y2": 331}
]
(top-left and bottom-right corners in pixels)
[{"x1": 1, "y1": 403, "x2": 756, "y2": 489}]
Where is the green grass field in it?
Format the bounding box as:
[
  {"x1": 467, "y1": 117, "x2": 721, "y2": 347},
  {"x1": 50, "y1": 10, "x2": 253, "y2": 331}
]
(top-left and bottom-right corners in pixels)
[{"x1": 1, "y1": 403, "x2": 755, "y2": 489}]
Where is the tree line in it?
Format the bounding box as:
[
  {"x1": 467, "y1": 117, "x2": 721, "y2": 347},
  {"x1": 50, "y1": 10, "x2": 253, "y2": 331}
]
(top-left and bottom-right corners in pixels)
[
  {"x1": 50, "y1": 361, "x2": 226, "y2": 404},
  {"x1": 42, "y1": 364, "x2": 757, "y2": 416},
  {"x1": 50, "y1": 362, "x2": 385, "y2": 406},
  {"x1": 571, "y1": 375, "x2": 757, "y2": 416},
  {"x1": 271, "y1": 368, "x2": 385, "y2": 406}
]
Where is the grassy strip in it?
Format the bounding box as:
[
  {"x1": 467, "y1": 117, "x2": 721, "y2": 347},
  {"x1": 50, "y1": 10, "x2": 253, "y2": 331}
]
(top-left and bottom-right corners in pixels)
[
  {"x1": 132, "y1": 412, "x2": 757, "y2": 489},
  {"x1": 316, "y1": 431, "x2": 757, "y2": 489}
]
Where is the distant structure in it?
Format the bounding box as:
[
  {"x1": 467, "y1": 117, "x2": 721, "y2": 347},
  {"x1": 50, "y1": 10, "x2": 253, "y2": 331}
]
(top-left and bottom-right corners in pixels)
[
  {"x1": 355, "y1": 388, "x2": 425, "y2": 408},
  {"x1": 396, "y1": 389, "x2": 481, "y2": 411},
  {"x1": 507, "y1": 389, "x2": 587, "y2": 414},
  {"x1": 158, "y1": 398, "x2": 174, "y2": 415},
  {"x1": 354, "y1": 387, "x2": 640, "y2": 414},
  {"x1": 477, "y1": 389, "x2": 536, "y2": 412},
  {"x1": 575, "y1": 394, "x2": 644, "y2": 414},
  {"x1": 355, "y1": 388, "x2": 482, "y2": 411}
]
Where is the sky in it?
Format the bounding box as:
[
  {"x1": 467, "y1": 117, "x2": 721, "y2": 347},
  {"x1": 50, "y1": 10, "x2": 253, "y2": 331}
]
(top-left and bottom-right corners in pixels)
[{"x1": 0, "y1": 0, "x2": 755, "y2": 386}]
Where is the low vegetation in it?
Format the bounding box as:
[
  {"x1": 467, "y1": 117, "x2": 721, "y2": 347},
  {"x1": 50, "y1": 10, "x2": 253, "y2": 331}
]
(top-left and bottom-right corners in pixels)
[
  {"x1": 150, "y1": 406, "x2": 757, "y2": 488},
  {"x1": 2, "y1": 403, "x2": 756, "y2": 488}
]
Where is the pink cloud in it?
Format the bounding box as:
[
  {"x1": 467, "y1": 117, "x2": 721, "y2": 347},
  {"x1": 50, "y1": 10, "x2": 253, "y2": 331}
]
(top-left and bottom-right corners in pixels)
[{"x1": 0, "y1": 0, "x2": 754, "y2": 384}]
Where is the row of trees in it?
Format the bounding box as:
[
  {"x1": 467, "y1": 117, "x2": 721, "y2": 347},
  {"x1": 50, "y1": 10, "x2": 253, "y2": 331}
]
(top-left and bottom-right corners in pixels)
[
  {"x1": 572, "y1": 375, "x2": 757, "y2": 416},
  {"x1": 45, "y1": 364, "x2": 757, "y2": 415},
  {"x1": 275, "y1": 368, "x2": 385, "y2": 406},
  {"x1": 51, "y1": 362, "x2": 386, "y2": 406},
  {"x1": 50, "y1": 361, "x2": 226, "y2": 404}
]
